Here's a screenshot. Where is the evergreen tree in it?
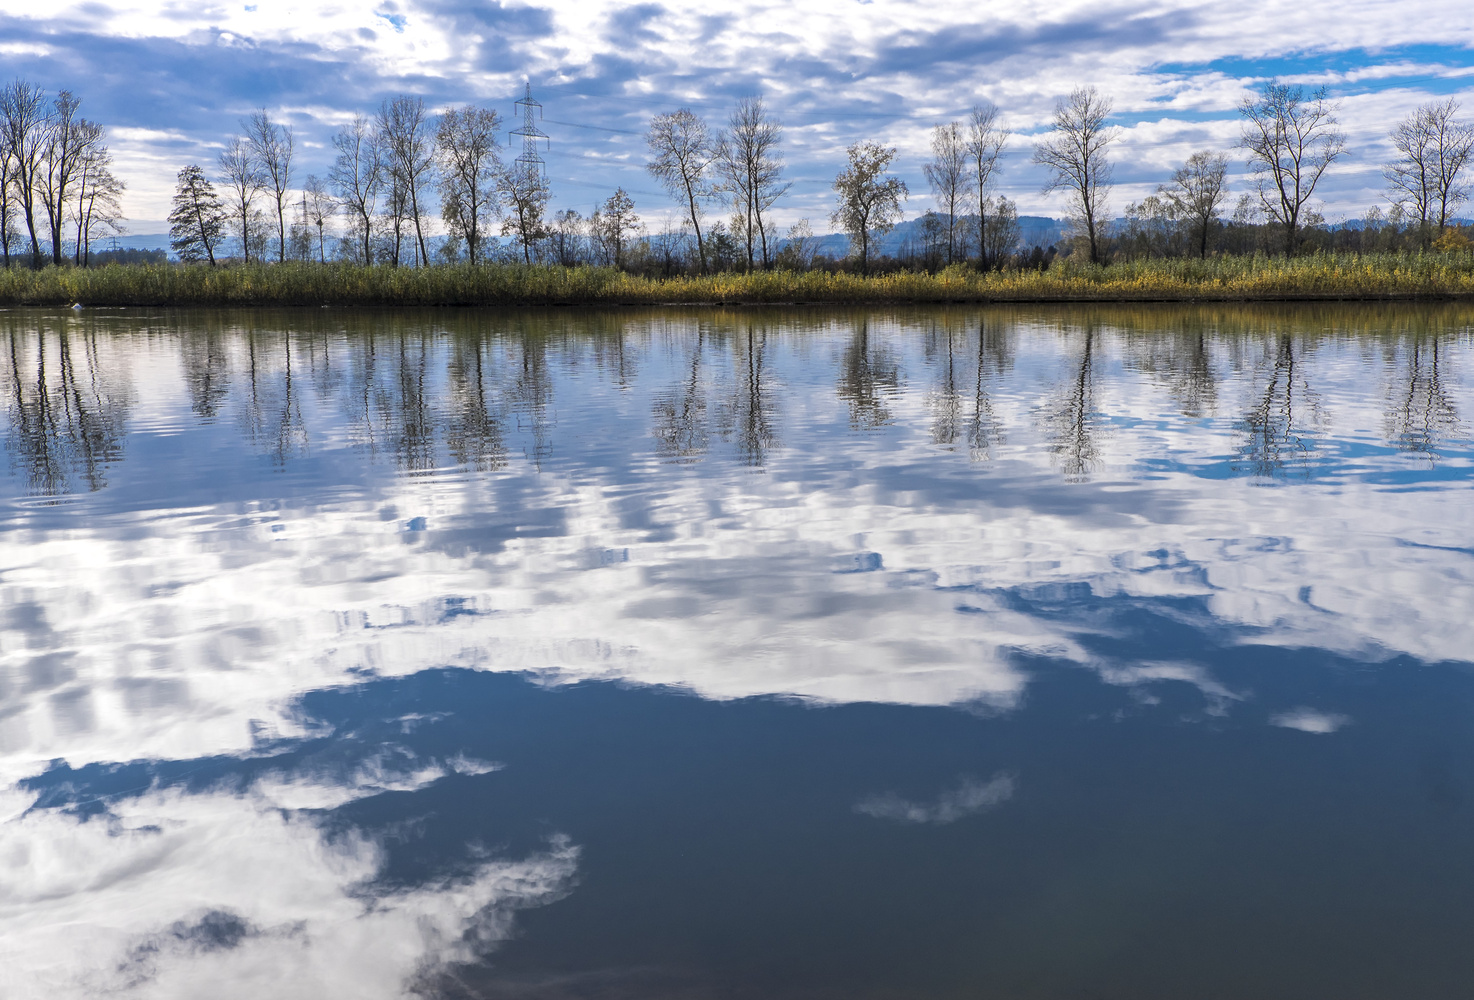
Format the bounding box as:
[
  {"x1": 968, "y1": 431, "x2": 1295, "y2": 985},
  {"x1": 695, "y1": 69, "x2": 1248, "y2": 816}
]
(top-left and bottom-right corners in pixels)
[{"x1": 168, "y1": 164, "x2": 226, "y2": 265}]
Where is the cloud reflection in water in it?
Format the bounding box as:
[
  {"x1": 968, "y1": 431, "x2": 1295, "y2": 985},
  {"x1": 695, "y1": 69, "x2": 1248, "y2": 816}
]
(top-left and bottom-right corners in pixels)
[{"x1": 0, "y1": 305, "x2": 1472, "y2": 998}]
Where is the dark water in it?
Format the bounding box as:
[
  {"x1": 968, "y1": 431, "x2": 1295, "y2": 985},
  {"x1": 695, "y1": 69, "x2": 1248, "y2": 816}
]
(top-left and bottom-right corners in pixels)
[{"x1": 2, "y1": 304, "x2": 1473, "y2": 1000}]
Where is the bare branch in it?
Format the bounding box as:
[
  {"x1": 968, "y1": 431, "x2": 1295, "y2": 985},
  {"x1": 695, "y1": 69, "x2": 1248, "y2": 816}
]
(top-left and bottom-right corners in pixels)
[{"x1": 1032, "y1": 86, "x2": 1118, "y2": 265}]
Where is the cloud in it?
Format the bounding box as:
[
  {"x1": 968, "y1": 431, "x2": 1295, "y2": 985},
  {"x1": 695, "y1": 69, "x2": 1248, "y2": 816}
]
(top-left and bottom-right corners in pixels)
[
  {"x1": 1092, "y1": 660, "x2": 1245, "y2": 715},
  {"x1": 1, "y1": 0, "x2": 1471, "y2": 225},
  {"x1": 0, "y1": 774, "x2": 578, "y2": 1000},
  {"x1": 855, "y1": 772, "x2": 1016, "y2": 824},
  {"x1": 1271, "y1": 708, "x2": 1351, "y2": 734}
]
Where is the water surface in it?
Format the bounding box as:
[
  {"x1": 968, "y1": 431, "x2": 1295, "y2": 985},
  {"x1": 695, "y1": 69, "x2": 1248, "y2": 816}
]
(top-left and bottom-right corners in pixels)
[{"x1": 2, "y1": 304, "x2": 1472, "y2": 999}]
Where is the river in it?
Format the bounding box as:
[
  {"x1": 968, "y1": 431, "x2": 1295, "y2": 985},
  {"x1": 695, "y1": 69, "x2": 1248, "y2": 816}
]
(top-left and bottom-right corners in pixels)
[{"x1": 2, "y1": 304, "x2": 1472, "y2": 999}]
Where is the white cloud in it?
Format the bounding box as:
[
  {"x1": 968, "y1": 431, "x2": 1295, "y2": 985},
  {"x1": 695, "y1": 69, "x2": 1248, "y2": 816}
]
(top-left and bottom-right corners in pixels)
[
  {"x1": 4, "y1": 0, "x2": 1472, "y2": 223},
  {"x1": 855, "y1": 772, "x2": 1016, "y2": 824},
  {"x1": 0, "y1": 777, "x2": 577, "y2": 1000},
  {"x1": 1271, "y1": 708, "x2": 1351, "y2": 734},
  {"x1": 1092, "y1": 661, "x2": 1244, "y2": 715}
]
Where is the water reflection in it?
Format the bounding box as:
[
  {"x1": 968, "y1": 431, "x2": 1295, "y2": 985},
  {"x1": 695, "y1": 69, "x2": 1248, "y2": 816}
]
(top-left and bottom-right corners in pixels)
[
  {"x1": 4, "y1": 304, "x2": 1465, "y2": 485},
  {"x1": 1385, "y1": 335, "x2": 1461, "y2": 462},
  {"x1": 837, "y1": 317, "x2": 900, "y2": 430},
  {"x1": 445, "y1": 336, "x2": 509, "y2": 472},
  {"x1": 2, "y1": 303, "x2": 1473, "y2": 1000},
  {"x1": 727, "y1": 323, "x2": 778, "y2": 467},
  {"x1": 1234, "y1": 334, "x2": 1326, "y2": 478},
  {"x1": 3, "y1": 322, "x2": 130, "y2": 496},
  {"x1": 1125, "y1": 326, "x2": 1218, "y2": 418},
  {"x1": 1041, "y1": 323, "x2": 1100, "y2": 480}
]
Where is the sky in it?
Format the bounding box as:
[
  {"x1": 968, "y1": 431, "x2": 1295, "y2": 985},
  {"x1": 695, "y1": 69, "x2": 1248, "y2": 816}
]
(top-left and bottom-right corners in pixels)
[{"x1": 2, "y1": 0, "x2": 1473, "y2": 234}]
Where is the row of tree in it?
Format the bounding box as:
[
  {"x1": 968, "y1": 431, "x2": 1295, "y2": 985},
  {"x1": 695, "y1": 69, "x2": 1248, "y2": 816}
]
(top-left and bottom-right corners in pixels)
[
  {"x1": 1023, "y1": 85, "x2": 1472, "y2": 264},
  {"x1": 170, "y1": 95, "x2": 808, "y2": 272},
  {"x1": 648, "y1": 85, "x2": 1472, "y2": 273},
  {"x1": 17, "y1": 75, "x2": 1472, "y2": 273},
  {"x1": 0, "y1": 81, "x2": 125, "y2": 267},
  {"x1": 174, "y1": 98, "x2": 547, "y2": 267}
]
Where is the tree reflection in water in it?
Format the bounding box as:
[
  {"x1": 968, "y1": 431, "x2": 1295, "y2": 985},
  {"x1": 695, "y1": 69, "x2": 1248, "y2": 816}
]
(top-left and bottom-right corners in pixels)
[
  {"x1": 1127, "y1": 325, "x2": 1219, "y2": 420},
  {"x1": 926, "y1": 315, "x2": 1011, "y2": 461},
  {"x1": 968, "y1": 317, "x2": 1011, "y2": 461},
  {"x1": 445, "y1": 336, "x2": 507, "y2": 472},
  {"x1": 1384, "y1": 336, "x2": 1460, "y2": 464},
  {"x1": 239, "y1": 329, "x2": 308, "y2": 467},
  {"x1": 725, "y1": 323, "x2": 778, "y2": 468},
  {"x1": 651, "y1": 321, "x2": 778, "y2": 468},
  {"x1": 1041, "y1": 324, "x2": 1100, "y2": 481},
  {"x1": 837, "y1": 317, "x2": 901, "y2": 431},
  {"x1": 652, "y1": 329, "x2": 708, "y2": 464},
  {"x1": 390, "y1": 331, "x2": 437, "y2": 475},
  {"x1": 1234, "y1": 334, "x2": 1324, "y2": 478},
  {"x1": 182, "y1": 326, "x2": 231, "y2": 422},
  {"x1": 3, "y1": 317, "x2": 129, "y2": 497},
  {"x1": 509, "y1": 334, "x2": 555, "y2": 470},
  {"x1": 0, "y1": 305, "x2": 1471, "y2": 499}
]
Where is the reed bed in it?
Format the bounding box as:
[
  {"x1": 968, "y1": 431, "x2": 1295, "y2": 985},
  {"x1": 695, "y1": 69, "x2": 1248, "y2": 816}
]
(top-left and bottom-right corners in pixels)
[{"x1": 4, "y1": 252, "x2": 1474, "y2": 307}]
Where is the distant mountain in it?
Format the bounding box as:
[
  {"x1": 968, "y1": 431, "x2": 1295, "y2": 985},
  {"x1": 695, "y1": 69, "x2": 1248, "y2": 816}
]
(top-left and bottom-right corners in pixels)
[
  {"x1": 1327, "y1": 216, "x2": 1473, "y2": 232},
  {"x1": 808, "y1": 214, "x2": 1067, "y2": 259},
  {"x1": 109, "y1": 216, "x2": 1073, "y2": 264},
  {"x1": 103, "y1": 232, "x2": 172, "y2": 254}
]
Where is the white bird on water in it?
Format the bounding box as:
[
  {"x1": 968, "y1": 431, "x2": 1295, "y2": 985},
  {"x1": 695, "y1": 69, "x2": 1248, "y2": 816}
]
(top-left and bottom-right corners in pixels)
[{"x1": 71, "y1": 302, "x2": 83, "y2": 311}]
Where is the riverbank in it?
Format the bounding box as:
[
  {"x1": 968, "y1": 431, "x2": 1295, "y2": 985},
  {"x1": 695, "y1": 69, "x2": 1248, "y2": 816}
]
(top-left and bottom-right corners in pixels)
[{"x1": 5, "y1": 253, "x2": 1474, "y2": 307}]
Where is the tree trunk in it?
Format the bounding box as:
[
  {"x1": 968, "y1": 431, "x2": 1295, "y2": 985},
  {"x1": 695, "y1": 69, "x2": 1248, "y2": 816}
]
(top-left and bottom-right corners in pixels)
[
  {"x1": 411, "y1": 186, "x2": 428, "y2": 267},
  {"x1": 685, "y1": 183, "x2": 706, "y2": 273}
]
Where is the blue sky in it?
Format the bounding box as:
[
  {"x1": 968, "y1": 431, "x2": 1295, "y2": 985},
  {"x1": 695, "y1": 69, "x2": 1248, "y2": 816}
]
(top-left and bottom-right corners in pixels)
[{"x1": 2, "y1": 0, "x2": 1473, "y2": 232}]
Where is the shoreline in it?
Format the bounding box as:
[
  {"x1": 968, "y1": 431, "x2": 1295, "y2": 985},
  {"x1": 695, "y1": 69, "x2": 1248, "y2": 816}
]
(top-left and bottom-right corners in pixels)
[{"x1": 3, "y1": 256, "x2": 1474, "y2": 308}]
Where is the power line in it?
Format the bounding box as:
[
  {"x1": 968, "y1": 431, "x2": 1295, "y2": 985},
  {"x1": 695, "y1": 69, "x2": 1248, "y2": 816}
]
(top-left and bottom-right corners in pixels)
[{"x1": 544, "y1": 118, "x2": 642, "y2": 136}]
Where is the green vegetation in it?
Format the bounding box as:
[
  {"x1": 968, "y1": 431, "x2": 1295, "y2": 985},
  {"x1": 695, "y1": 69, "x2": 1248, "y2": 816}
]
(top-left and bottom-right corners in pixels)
[{"x1": 5, "y1": 252, "x2": 1474, "y2": 308}]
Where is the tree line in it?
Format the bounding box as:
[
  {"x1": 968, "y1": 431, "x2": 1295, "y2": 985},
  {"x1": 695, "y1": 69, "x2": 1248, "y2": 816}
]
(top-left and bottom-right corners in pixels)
[
  {"x1": 5, "y1": 75, "x2": 1473, "y2": 274},
  {"x1": 0, "y1": 81, "x2": 125, "y2": 267},
  {"x1": 1033, "y1": 85, "x2": 1472, "y2": 265}
]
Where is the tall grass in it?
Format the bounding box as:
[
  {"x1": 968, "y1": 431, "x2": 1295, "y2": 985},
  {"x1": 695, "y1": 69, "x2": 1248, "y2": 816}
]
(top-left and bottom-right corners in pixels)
[{"x1": 4, "y1": 252, "x2": 1474, "y2": 307}]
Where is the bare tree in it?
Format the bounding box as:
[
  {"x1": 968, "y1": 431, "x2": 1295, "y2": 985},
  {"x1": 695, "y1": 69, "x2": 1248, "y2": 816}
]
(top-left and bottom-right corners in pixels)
[
  {"x1": 0, "y1": 135, "x2": 18, "y2": 267},
  {"x1": 1238, "y1": 83, "x2": 1344, "y2": 255},
  {"x1": 1, "y1": 80, "x2": 51, "y2": 266},
  {"x1": 775, "y1": 218, "x2": 818, "y2": 270},
  {"x1": 717, "y1": 97, "x2": 790, "y2": 269},
  {"x1": 981, "y1": 196, "x2": 1021, "y2": 264},
  {"x1": 549, "y1": 208, "x2": 585, "y2": 266},
  {"x1": 830, "y1": 141, "x2": 907, "y2": 275},
  {"x1": 72, "y1": 145, "x2": 124, "y2": 265},
  {"x1": 436, "y1": 105, "x2": 502, "y2": 265},
  {"x1": 218, "y1": 137, "x2": 263, "y2": 262},
  {"x1": 924, "y1": 121, "x2": 969, "y2": 265},
  {"x1": 647, "y1": 109, "x2": 717, "y2": 272},
  {"x1": 1386, "y1": 99, "x2": 1474, "y2": 244},
  {"x1": 244, "y1": 110, "x2": 294, "y2": 262},
  {"x1": 39, "y1": 91, "x2": 104, "y2": 265},
  {"x1": 302, "y1": 175, "x2": 335, "y2": 262},
  {"x1": 590, "y1": 188, "x2": 640, "y2": 269},
  {"x1": 168, "y1": 165, "x2": 226, "y2": 265},
  {"x1": 500, "y1": 161, "x2": 549, "y2": 263},
  {"x1": 1033, "y1": 86, "x2": 1118, "y2": 265},
  {"x1": 377, "y1": 96, "x2": 435, "y2": 266},
  {"x1": 966, "y1": 103, "x2": 1008, "y2": 267},
  {"x1": 1161, "y1": 151, "x2": 1229, "y2": 258},
  {"x1": 330, "y1": 115, "x2": 383, "y2": 265},
  {"x1": 381, "y1": 171, "x2": 411, "y2": 266}
]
